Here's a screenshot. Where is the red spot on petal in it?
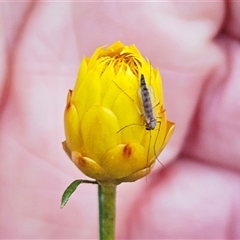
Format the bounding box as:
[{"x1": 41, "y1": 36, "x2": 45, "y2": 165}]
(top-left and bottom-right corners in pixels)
[
  {"x1": 65, "y1": 101, "x2": 71, "y2": 110},
  {"x1": 65, "y1": 90, "x2": 73, "y2": 110},
  {"x1": 78, "y1": 156, "x2": 89, "y2": 167},
  {"x1": 123, "y1": 144, "x2": 132, "y2": 158},
  {"x1": 72, "y1": 152, "x2": 89, "y2": 168},
  {"x1": 68, "y1": 89, "x2": 73, "y2": 98}
]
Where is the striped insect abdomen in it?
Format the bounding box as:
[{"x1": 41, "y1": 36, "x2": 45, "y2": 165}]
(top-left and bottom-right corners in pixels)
[{"x1": 140, "y1": 74, "x2": 156, "y2": 130}]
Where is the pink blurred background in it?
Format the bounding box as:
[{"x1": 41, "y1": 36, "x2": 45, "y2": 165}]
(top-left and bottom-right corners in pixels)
[{"x1": 1, "y1": 1, "x2": 240, "y2": 239}]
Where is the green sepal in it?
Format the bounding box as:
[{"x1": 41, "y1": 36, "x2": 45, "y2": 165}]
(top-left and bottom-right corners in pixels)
[{"x1": 61, "y1": 179, "x2": 98, "y2": 208}]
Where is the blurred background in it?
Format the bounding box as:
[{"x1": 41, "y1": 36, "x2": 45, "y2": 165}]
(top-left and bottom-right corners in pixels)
[{"x1": 1, "y1": 1, "x2": 240, "y2": 239}]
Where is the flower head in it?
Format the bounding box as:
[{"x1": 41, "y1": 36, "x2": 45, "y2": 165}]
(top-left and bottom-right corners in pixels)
[{"x1": 63, "y1": 41, "x2": 174, "y2": 184}]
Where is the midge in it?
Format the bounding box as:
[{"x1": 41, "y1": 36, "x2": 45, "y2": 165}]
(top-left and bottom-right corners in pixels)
[
  {"x1": 115, "y1": 72, "x2": 164, "y2": 167},
  {"x1": 139, "y1": 73, "x2": 164, "y2": 167},
  {"x1": 140, "y1": 74, "x2": 157, "y2": 131}
]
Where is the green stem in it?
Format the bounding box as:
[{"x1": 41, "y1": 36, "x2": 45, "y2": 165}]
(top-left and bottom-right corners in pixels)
[{"x1": 98, "y1": 183, "x2": 116, "y2": 240}]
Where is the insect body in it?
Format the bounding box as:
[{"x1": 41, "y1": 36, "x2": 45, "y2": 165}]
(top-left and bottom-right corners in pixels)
[
  {"x1": 139, "y1": 74, "x2": 164, "y2": 167},
  {"x1": 115, "y1": 72, "x2": 164, "y2": 167},
  {"x1": 140, "y1": 74, "x2": 156, "y2": 130}
]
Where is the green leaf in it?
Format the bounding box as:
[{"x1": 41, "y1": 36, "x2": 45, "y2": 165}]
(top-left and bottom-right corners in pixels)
[{"x1": 61, "y1": 179, "x2": 98, "y2": 208}]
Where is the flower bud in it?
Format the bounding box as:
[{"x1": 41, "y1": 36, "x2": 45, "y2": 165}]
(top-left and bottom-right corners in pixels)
[{"x1": 63, "y1": 41, "x2": 174, "y2": 184}]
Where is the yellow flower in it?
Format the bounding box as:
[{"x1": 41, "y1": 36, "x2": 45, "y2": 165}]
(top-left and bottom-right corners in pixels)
[{"x1": 63, "y1": 41, "x2": 174, "y2": 184}]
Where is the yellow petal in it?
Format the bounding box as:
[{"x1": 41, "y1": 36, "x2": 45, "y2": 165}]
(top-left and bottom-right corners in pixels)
[
  {"x1": 161, "y1": 120, "x2": 175, "y2": 150},
  {"x1": 72, "y1": 57, "x2": 88, "y2": 98},
  {"x1": 100, "y1": 64, "x2": 116, "y2": 101},
  {"x1": 64, "y1": 90, "x2": 83, "y2": 153},
  {"x1": 119, "y1": 162, "x2": 154, "y2": 183},
  {"x1": 88, "y1": 46, "x2": 104, "y2": 70},
  {"x1": 153, "y1": 70, "x2": 164, "y2": 105},
  {"x1": 130, "y1": 45, "x2": 142, "y2": 55},
  {"x1": 112, "y1": 90, "x2": 144, "y2": 144},
  {"x1": 107, "y1": 41, "x2": 125, "y2": 53},
  {"x1": 101, "y1": 143, "x2": 147, "y2": 179},
  {"x1": 62, "y1": 141, "x2": 71, "y2": 159},
  {"x1": 71, "y1": 151, "x2": 111, "y2": 180},
  {"x1": 73, "y1": 70, "x2": 101, "y2": 121},
  {"x1": 81, "y1": 105, "x2": 121, "y2": 163}
]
